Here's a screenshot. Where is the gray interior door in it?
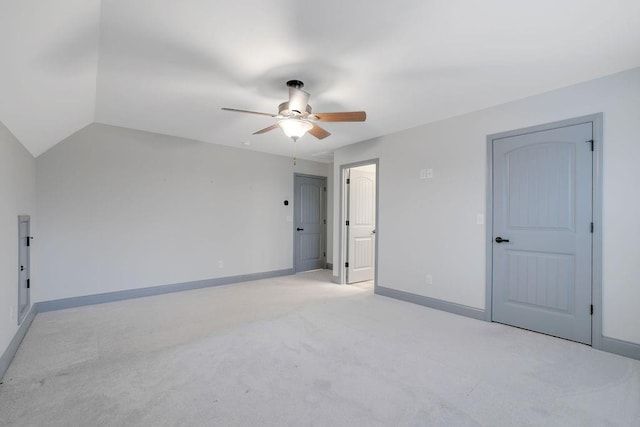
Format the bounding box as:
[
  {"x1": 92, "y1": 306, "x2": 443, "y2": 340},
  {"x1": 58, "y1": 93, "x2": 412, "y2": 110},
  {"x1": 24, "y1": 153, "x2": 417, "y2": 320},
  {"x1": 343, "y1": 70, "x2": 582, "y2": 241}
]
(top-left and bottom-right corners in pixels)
[
  {"x1": 18, "y1": 215, "x2": 31, "y2": 323},
  {"x1": 492, "y1": 122, "x2": 593, "y2": 344},
  {"x1": 294, "y1": 175, "x2": 326, "y2": 272}
]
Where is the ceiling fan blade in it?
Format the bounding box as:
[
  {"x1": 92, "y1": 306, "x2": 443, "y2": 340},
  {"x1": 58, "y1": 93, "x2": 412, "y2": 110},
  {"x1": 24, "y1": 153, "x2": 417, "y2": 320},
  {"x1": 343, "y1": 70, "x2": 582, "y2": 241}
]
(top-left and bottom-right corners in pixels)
[
  {"x1": 313, "y1": 111, "x2": 367, "y2": 122},
  {"x1": 288, "y1": 87, "x2": 310, "y2": 114},
  {"x1": 308, "y1": 124, "x2": 331, "y2": 140},
  {"x1": 252, "y1": 124, "x2": 279, "y2": 135},
  {"x1": 221, "y1": 107, "x2": 277, "y2": 117}
]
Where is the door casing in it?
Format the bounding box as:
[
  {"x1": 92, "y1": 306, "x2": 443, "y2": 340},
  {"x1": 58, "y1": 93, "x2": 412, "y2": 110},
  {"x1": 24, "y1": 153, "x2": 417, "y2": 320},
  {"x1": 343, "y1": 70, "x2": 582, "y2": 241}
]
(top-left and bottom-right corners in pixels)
[{"x1": 485, "y1": 113, "x2": 603, "y2": 350}]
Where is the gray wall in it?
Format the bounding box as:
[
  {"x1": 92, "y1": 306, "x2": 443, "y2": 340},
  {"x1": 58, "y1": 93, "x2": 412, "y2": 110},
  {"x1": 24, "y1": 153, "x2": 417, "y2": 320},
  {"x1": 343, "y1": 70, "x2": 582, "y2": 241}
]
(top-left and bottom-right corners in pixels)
[
  {"x1": 333, "y1": 67, "x2": 640, "y2": 345},
  {"x1": 35, "y1": 124, "x2": 330, "y2": 302},
  {"x1": 0, "y1": 120, "x2": 36, "y2": 355}
]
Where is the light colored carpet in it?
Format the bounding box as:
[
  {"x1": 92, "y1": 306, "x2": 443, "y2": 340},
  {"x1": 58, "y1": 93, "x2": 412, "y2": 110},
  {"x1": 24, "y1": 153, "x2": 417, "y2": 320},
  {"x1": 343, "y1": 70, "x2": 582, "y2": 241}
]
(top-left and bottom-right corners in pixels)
[{"x1": 1, "y1": 270, "x2": 639, "y2": 426}]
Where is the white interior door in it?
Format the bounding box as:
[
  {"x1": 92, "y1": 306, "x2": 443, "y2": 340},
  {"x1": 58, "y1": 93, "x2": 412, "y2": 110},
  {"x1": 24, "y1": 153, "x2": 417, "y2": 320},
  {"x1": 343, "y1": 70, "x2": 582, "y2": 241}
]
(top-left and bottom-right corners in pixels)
[
  {"x1": 492, "y1": 122, "x2": 593, "y2": 344},
  {"x1": 347, "y1": 166, "x2": 376, "y2": 284}
]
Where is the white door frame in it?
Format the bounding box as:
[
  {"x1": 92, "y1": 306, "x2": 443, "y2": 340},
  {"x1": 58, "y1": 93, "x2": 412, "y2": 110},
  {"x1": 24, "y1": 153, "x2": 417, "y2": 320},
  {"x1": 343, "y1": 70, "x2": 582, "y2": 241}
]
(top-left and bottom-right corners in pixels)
[
  {"x1": 338, "y1": 159, "x2": 379, "y2": 286},
  {"x1": 485, "y1": 113, "x2": 603, "y2": 350}
]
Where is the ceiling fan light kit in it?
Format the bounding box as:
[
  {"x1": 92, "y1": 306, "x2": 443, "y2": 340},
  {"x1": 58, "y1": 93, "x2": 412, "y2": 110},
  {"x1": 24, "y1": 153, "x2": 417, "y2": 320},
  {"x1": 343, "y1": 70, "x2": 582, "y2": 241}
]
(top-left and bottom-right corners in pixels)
[
  {"x1": 278, "y1": 119, "x2": 313, "y2": 141},
  {"x1": 222, "y1": 80, "x2": 366, "y2": 142}
]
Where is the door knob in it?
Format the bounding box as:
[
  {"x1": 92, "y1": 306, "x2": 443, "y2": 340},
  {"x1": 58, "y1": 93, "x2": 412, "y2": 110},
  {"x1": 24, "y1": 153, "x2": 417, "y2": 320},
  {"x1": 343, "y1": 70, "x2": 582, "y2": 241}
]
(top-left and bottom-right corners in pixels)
[
  {"x1": 372, "y1": 229, "x2": 376, "y2": 234},
  {"x1": 296, "y1": 228, "x2": 304, "y2": 231},
  {"x1": 495, "y1": 237, "x2": 510, "y2": 243}
]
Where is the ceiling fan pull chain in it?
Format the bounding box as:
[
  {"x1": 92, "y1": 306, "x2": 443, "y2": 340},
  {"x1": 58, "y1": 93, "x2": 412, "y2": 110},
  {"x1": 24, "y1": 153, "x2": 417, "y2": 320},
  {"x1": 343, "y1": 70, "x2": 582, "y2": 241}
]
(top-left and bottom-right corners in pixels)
[{"x1": 292, "y1": 140, "x2": 297, "y2": 166}]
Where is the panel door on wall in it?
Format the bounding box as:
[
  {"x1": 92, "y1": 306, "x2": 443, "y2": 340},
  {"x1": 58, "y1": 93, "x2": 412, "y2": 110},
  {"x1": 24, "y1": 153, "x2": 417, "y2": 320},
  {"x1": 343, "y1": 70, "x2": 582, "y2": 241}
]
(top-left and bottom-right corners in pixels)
[
  {"x1": 492, "y1": 122, "x2": 593, "y2": 344},
  {"x1": 18, "y1": 215, "x2": 31, "y2": 323},
  {"x1": 347, "y1": 167, "x2": 376, "y2": 284},
  {"x1": 294, "y1": 175, "x2": 326, "y2": 272}
]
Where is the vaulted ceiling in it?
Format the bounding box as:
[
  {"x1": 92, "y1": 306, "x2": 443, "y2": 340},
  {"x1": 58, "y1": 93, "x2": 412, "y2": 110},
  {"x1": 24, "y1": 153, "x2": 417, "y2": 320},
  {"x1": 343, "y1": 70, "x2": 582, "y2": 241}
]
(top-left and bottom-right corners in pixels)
[{"x1": 1, "y1": 0, "x2": 640, "y2": 160}]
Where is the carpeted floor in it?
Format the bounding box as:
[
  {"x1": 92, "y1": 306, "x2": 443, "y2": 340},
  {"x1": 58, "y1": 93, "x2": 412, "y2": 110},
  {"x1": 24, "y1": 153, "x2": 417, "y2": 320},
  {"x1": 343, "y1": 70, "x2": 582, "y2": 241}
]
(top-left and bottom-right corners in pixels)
[{"x1": 1, "y1": 270, "x2": 639, "y2": 426}]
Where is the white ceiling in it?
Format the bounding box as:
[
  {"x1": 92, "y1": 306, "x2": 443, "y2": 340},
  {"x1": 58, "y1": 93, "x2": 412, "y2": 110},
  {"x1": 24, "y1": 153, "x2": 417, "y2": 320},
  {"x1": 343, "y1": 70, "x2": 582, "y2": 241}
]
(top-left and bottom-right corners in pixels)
[{"x1": 1, "y1": 0, "x2": 640, "y2": 160}]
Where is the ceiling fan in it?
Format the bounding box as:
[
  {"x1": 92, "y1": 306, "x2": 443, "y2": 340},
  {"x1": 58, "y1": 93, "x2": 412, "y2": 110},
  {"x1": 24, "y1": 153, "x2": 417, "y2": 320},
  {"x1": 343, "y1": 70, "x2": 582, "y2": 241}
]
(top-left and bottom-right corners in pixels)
[{"x1": 222, "y1": 80, "x2": 366, "y2": 141}]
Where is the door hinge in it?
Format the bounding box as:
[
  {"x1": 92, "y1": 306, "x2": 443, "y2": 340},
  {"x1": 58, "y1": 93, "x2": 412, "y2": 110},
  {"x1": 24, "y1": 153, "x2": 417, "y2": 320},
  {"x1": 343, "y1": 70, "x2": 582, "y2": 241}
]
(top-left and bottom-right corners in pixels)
[
  {"x1": 345, "y1": 262, "x2": 349, "y2": 268},
  {"x1": 323, "y1": 219, "x2": 326, "y2": 225},
  {"x1": 590, "y1": 222, "x2": 594, "y2": 233},
  {"x1": 590, "y1": 304, "x2": 594, "y2": 315},
  {"x1": 26, "y1": 237, "x2": 30, "y2": 247},
  {"x1": 587, "y1": 139, "x2": 594, "y2": 151},
  {"x1": 323, "y1": 251, "x2": 326, "y2": 257},
  {"x1": 26, "y1": 279, "x2": 30, "y2": 289},
  {"x1": 346, "y1": 220, "x2": 350, "y2": 226},
  {"x1": 346, "y1": 178, "x2": 350, "y2": 184}
]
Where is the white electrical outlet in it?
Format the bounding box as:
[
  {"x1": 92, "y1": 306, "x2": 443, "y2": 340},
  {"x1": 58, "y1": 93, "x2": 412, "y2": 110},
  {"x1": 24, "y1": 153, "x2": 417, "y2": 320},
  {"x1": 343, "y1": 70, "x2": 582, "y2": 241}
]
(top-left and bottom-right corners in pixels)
[
  {"x1": 426, "y1": 168, "x2": 434, "y2": 179},
  {"x1": 419, "y1": 169, "x2": 427, "y2": 180},
  {"x1": 426, "y1": 274, "x2": 433, "y2": 285},
  {"x1": 286, "y1": 215, "x2": 293, "y2": 222},
  {"x1": 218, "y1": 260, "x2": 224, "y2": 269},
  {"x1": 476, "y1": 213, "x2": 485, "y2": 225}
]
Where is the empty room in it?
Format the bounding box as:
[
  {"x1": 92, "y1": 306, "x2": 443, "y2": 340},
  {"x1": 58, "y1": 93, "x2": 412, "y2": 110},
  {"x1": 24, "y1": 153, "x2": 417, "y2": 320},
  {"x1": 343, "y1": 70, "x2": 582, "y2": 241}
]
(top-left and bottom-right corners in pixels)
[{"x1": 1, "y1": 1, "x2": 640, "y2": 425}]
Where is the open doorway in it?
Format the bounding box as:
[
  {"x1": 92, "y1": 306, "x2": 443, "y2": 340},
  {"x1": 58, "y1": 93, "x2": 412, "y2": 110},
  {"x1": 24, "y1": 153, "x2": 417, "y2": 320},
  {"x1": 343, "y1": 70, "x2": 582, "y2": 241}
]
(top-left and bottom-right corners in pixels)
[{"x1": 340, "y1": 161, "x2": 378, "y2": 290}]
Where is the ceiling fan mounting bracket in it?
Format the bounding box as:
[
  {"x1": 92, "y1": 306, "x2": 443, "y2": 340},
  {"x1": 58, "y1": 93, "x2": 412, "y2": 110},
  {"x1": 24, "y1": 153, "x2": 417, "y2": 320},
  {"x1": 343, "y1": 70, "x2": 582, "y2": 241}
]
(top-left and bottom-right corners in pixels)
[{"x1": 286, "y1": 80, "x2": 305, "y2": 89}]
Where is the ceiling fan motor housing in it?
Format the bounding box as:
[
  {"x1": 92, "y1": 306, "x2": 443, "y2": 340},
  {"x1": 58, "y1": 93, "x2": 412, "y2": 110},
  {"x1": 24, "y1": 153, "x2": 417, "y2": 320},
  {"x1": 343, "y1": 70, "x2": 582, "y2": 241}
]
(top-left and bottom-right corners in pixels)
[{"x1": 278, "y1": 102, "x2": 312, "y2": 117}]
